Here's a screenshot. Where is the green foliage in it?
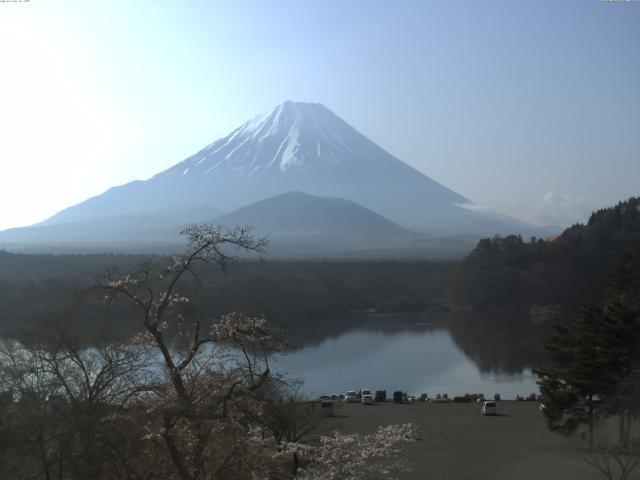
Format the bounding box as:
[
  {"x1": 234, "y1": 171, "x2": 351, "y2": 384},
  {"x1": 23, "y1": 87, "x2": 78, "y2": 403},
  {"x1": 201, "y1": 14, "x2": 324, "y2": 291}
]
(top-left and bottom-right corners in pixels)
[
  {"x1": 608, "y1": 247, "x2": 640, "y2": 313},
  {"x1": 536, "y1": 305, "x2": 637, "y2": 436}
]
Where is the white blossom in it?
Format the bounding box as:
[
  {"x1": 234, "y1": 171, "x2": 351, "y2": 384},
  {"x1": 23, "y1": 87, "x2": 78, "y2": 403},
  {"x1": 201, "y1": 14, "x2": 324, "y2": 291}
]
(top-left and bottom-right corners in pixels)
[{"x1": 280, "y1": 423, "x2": 418, "y2": 480}]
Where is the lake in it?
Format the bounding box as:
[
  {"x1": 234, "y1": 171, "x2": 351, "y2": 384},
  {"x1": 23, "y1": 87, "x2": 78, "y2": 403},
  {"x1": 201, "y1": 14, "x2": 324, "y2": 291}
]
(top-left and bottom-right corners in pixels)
[{"x1": 273, "y1": 312, "x2": 540, "y2": 399}]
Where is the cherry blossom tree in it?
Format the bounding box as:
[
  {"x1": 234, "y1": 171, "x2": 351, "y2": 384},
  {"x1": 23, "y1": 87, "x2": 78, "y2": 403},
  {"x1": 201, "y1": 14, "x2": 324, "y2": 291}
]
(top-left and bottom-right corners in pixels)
[
  {"x1": 0, "y1": 224, "x2": 419, "y2": 480},
  {"x1": 100, "y1": 225, "x2": 291, "y2": 480},
  {"x1": 275, "y1": 423, "x2": 419, "y2": 480}
]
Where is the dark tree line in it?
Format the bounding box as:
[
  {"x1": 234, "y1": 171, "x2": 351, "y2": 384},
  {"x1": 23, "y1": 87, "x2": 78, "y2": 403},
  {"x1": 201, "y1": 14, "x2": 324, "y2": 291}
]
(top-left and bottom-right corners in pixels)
[
  {"x1": 0, "y1": 254, "x2": 452, "y2": 341},
  {"x1": 535, "y1": 245, "x2": 640, "y2": 478},
  {"x1": 452, "y1": 197, "x2": 640, "y2": 311}
]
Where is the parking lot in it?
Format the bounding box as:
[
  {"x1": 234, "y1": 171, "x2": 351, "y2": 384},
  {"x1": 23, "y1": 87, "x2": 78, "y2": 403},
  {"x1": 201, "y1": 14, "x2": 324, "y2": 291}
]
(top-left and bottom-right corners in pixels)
[{"x1": 324, "y1": 401, "x2": 604, "y2": 480}]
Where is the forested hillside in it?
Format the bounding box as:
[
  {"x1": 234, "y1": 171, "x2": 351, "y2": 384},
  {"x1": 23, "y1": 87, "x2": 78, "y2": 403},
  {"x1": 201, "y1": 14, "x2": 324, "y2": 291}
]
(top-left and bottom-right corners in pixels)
[
  {"x1": 0, "y1": 254, "x2": 452, "y2": 340},
  {"x1": 452, "y1": 197, "x2": 640, "y2": 311}
]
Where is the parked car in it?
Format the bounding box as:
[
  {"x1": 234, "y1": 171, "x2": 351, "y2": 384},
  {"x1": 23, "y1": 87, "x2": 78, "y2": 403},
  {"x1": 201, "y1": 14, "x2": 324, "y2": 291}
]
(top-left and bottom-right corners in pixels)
[
  {"x1": 453, "y1": 395, "x2": 471, "y2": 403},
  {"x1": 344, "y1": 391, "x2": 358, "y2": 403},
  {"x1": 319, "y1": 395, "x2": 331, "y2": 401},
  {"x1": 375, "y1": 390, "x2": 387, "y2": 402},
  {"x1": 481, "y1": 400, "x2": 497, "y2": 416},
  {"x1": 361, "y1": 389, "x2": 372, "y2": 397},
  {"x1": 361, "y1": 394, "x2": 374, "y2": 405}
]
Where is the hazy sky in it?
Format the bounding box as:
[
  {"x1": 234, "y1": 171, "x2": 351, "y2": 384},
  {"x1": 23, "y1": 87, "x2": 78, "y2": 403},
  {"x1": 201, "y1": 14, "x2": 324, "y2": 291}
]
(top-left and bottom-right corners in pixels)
[{"x1": 1, "y1": 0, "x2": 638, "y2": 230}]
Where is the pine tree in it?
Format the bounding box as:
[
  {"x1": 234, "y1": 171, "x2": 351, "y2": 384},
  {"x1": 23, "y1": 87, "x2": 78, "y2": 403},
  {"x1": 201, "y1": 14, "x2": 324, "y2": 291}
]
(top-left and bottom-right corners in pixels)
[
  {"x1": 536, "y1": 305, "x2": 613, "y2": 445},
  {"x1": 536, "y1": 247, "x2": 640, "y2": 446}
]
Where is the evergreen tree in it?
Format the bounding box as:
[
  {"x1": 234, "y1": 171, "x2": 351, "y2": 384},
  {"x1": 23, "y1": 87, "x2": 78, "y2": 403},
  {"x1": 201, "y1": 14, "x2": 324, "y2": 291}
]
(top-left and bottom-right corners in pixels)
[
  {"x1": 536, "y1": 305, "x2": 615, "y2": 445},
  {"x1": 536, "y1": 247, "x2": 640, "y2": 446}
]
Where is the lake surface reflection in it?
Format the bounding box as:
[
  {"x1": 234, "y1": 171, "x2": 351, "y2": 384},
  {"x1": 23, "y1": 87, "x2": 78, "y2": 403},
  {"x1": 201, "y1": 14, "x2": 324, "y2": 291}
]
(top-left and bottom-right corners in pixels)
[{"x1": 273, "y1": 313, "x2": 540, "y2": 398}]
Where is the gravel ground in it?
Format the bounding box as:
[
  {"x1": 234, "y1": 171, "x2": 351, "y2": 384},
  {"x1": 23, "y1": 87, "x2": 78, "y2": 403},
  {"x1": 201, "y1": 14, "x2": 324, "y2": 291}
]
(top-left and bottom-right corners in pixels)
[{"x1": 324, "y1": 401, "x2": 604, "y2": 480}]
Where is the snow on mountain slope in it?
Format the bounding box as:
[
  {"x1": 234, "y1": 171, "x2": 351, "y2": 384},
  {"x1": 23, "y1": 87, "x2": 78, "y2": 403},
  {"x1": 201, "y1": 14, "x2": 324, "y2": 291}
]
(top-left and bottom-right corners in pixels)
[{"x1": 159, "y1": 101, "x2": 438, "y2": 177}]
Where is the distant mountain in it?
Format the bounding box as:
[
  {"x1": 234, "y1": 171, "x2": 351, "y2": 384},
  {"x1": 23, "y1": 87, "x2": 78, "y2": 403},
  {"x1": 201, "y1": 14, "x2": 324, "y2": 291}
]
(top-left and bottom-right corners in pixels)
[
  {"x1": 0, "y1": 215, "x2": 179, "y2": 249},
  {"x1": 213, "y1": 191, "x2": 411, "y2": 238},
  {"x1": 0, "y1": 190, "x2": 480, "y2": 258},
  {"x1": 0, "y1": 205, "x2": 218, "y2": 251},
  {"x1": 37, "y1": 101, "x2": 536, "y2": 236},
  {"x1": 204, "y1": 191, "x2": 434, "y2": 257}
]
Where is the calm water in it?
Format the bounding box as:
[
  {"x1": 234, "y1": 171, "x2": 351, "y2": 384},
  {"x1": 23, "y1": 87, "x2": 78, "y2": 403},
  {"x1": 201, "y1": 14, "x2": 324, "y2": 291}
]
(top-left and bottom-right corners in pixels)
[{"x1": 273, "y1": 314, "x2": 539, "y2": 399}]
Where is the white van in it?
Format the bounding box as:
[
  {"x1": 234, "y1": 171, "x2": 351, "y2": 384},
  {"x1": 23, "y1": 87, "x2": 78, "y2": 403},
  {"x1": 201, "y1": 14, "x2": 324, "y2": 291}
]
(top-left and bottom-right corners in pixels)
[
  {"x1": 481, "y1": 401, "x2": 497, "y2": 416},
  {"x1": 344, "y1": 391, "x2": 358, "y2": 403}
]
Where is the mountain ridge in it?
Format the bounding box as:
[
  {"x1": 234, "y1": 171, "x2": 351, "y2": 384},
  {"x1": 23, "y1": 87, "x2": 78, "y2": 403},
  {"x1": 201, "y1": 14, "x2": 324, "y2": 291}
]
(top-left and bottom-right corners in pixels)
[
  {"x1": 40, "y1": 101, "x2": 480, "y2": 232},
  {"x1": 4, "y1": 101, "x2": 546, "y2": 253},
  {"x1": 211, "y1": 191, "x2": 414, "y2": 238}
]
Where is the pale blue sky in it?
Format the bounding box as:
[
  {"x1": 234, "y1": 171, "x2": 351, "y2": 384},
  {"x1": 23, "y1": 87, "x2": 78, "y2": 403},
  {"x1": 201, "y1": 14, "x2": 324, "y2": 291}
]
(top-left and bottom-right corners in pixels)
[{"x1": 1, "y1": 0, "x2": 638, "y2": 230}]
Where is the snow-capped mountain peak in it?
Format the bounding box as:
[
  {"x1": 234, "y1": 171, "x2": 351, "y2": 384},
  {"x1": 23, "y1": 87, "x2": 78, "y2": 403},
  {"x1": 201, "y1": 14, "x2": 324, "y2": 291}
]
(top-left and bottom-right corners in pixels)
[{"x1": 160, "y1": 101, "x2": 388, "y2": 176}]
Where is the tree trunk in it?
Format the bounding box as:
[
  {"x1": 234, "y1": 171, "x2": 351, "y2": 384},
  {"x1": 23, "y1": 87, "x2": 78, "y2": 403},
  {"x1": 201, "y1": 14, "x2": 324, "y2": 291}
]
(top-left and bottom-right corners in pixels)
[
  {"x1": 618, "y1": 411, "x2": 629, "y2": 448},
  {"x1": 292, "y1": 452, "x2": 299, "y2": 477},
  {"x1": 588, "y1": 394, "x2": 594, "y2": 449}
]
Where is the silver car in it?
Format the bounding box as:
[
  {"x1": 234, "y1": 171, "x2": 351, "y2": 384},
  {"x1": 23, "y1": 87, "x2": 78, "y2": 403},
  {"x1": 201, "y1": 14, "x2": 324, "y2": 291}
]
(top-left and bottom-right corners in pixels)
[
  {"x1": 361, "y1": 394, "x2": 374, "y2": 405},
  {"x1": 481, "y1": 401, "x2": 497, "y2": 416}
]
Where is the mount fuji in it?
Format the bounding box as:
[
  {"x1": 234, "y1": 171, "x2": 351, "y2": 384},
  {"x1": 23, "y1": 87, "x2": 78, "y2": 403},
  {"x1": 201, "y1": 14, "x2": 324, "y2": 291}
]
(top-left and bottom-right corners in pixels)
[{"x1": 1, "y1": 101, "x2": 541, "y2": 254}]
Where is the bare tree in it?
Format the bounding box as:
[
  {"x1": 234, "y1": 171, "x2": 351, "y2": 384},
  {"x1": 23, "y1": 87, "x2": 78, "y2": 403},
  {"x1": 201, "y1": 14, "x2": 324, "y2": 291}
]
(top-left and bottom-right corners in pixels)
[
  {"x1": 243, "y1": 383, "x2": 327, "y2": 478},
  {"x1": 573, "y1": 417, "x2": 640, "y2": 480},
  {"x1": 258, "y1": 394, "x2": 326, "y2": 448},
  {"x1": 0, "y1": 337, "x2": 62, "y2": 480},
  {"x1": 0, "y1": 326, "x2": 154, "y2": 480}
]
